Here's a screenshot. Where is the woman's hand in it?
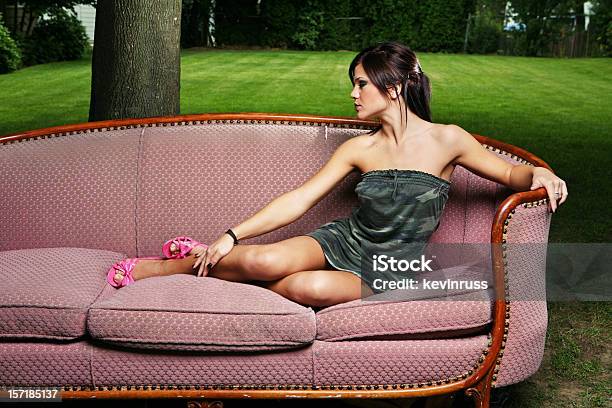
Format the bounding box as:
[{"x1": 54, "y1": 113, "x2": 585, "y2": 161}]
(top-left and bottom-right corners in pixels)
[
  {"x1": 530, "y1": 167, "x2": 568, "y2": 213},
  {"x1": 192, "y1": 233, "x2": 235, "y2": 277}
]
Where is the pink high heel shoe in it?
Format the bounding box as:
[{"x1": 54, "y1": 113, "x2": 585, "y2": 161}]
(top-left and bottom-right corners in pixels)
[
  {"x1": 162, "y1": 236, "x2": 208, "y2": 259},
  {"x1": 106, "y1": 256, "x2": 163, "y2": 288}
]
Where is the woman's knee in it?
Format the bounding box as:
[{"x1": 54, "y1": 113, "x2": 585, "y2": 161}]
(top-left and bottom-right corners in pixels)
[
  {"x1": 291, "y1": 271, "x2": 363, "y2": 307},
  {"x1": 237, "y1": 237, "x2": 327, "y2": 281},
  {"x1": 290, "y1": 272, "x2": 334, "y2": 307},
  {"x1": 241, "y1": 246, "x2": 287, "y2": 280}
]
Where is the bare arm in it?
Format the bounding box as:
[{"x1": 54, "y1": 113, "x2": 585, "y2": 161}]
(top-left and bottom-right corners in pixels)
[
  {"x1": 193, "y1": 136, "x2": 361, "y2": 276},
  {"x1": 231, "y1": 137, "x2": 359, "y2": 240},
  {"x1": 229, "y1": 189, "x2": 318, "y2": 241},
  {"x1": 446, "y1": 125, "x2": 568, "y2": 212}
]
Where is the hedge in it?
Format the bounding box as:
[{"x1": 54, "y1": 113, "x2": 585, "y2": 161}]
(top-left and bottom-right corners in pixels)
[
  {"x1": 208, "y1": 0, "x2": 471, "y2": 52},
  {"x1": 0, "y1": 17, "x2": 21, "y2": 74}
]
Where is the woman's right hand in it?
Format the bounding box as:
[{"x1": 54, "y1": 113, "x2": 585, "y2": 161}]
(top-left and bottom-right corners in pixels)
[{"x1": 193, "y1": 233, "x2": 235, "y2": 277}]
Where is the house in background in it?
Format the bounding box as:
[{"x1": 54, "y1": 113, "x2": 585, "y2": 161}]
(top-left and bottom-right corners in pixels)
[
  {"x1": 72, "y1": 4, "x2": 96, "y2": 45},
  {"x1": 503, "y1": 1, "x2": 595, "y2": 32},
  {"x1": 0, "y1": 2, "x2": 96, "y2": 45}
]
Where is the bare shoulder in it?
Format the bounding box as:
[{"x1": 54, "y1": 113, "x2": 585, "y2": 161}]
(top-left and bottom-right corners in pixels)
[
  {"x1": 346, "y1": 133, "x2": 376, "y2": 148},
  {"x1": 431, "y1": 124, "x2": 479, "y2": 154},
  {"x1": 336, "y1": 133, "x2": 375, "y2": 155},
  {"x1": 433, "y1": 124, "x2": 472, "y2": 144}
]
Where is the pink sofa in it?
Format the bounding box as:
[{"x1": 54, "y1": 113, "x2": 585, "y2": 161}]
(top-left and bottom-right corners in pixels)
[{"x1": 0, "y1": 113, "x2": 552, "y2": 406}]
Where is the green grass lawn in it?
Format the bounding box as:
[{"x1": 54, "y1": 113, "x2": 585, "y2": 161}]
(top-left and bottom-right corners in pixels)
[
  {"x1": 0, "y1": 49, "x2": 610, "y2": 407},
  {"x1": 1, "y1": 49, "x2": 610, "y2": 244}
]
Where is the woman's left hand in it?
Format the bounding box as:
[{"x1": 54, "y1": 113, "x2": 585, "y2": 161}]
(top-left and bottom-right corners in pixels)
[{"x1": 529, "y1": 167, "x2": 568, "y2": 213}]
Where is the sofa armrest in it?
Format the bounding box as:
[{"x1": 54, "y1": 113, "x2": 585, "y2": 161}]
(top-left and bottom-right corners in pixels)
[{"x1": 491, "y1": 192, "x2": 552, "y2": 387}]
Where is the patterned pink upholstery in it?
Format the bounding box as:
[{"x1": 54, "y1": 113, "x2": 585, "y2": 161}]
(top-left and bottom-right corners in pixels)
[
  {"x1": 429, "y1": 162, "x2": 509, "y2": 269},
  {"x1": 136, "y1": 124, "x2": 363, "y2": 255},
  {"x1": 0, "y1": 123, "x2": 517, "y2": 254},
  {"x1": 0, "y1": 337, "x2": 489, "y2": 388},
  {"x1": 0, "y1": 340, "x2": 92, "y2": 386},
  {"x1": 91, "y1": 344, "x2": 313, "y2": 387},
  {"x1": 495, "y1": 204, "x2": 551, "y2": 387},
  {"x1": 313, "y1": 336, "x2": 489, "y2": 385},
  {"x1": 88, "y1": 274, "x2": 316, "y2": 351},
  {"x1": 0, "y1": 120, "x2": 550, "y2": 390},
  {"x1": 431, "y1": 163, "x2": 507, "y2": 244},
  {"x1": 0, "y1": 248, "x2": 124, "y2": 340},
  {"x1": 0, "y1": 129, "x2": 141, "y2": 255},
  {"x1": 0, "y1": 337, "x2": 491, "y2": 388},
  {"x1": 316, "y1": 290, "x2": 492, "y2": 341}
]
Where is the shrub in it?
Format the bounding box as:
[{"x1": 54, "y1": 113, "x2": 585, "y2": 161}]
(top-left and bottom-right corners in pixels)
[
  {"x1": 590, "y1": 0, "x2": 612, "y2": 57},
  {"x1": 291, "y1": 3, "x2": 324, "y2": 50},
  {"x1": 261, "y1": 0, "x2": 355, "y2": 50},
  {"x1": 208, "y1": 0, "x2": 474, "y2": 52},
  {"x1": 416, "y1": 0, "x2": 468, "y2": 52},
  {"x1": 21, "y1": 9, "x2": 89, "y2": 66},
  {"x1": 499, "y1": 28, "x2": 529, "y2": 56},
  {"x1": 355, "y1": 0, "x2": 420, "y2": 51},
  {"x1": 260, "y1": 0, "x2": 300, "y2": 48},
  {"x1": 214, "y1": 0, "x2": 263, "y2": 46},
  {"x1": 467, "y1": 9, "x2": 503, "y2": 54},
  {"x1": 0, "y1": 17, "x2": 21, "y2": 74},
  {"x1": 181, "y1": 0, "x2": 215, "y2": 48},
  {"x1": 307, "y1": 0, "x2": 354, "y2": 51}
]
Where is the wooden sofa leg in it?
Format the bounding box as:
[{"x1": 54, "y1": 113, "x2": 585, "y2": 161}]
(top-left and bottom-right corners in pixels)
[
  {"x1": 465, "y1": 372, "x2": 493, "y2": 408},
  {"x1": 186, "y1": 400, "x2": 224, "y2": 408}
]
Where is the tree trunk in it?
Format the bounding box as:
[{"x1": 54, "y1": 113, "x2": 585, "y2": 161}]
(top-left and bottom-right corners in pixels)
[
  {"x1": 89, "y1": 0, "x2": 182, "y2": 121},
  {"x1": 207, "y1": 0, "x2": 216, "y2": 47}
]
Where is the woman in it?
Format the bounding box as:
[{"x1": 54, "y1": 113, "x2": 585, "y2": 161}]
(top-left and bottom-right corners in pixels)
[{"x1": 107, "y1": 42, "x2": 568, "y2": 307}]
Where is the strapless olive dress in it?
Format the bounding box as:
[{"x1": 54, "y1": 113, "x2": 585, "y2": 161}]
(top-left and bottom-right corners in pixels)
[{"x1": 306, "y1": 169, "x2": 451, "y2": 290}]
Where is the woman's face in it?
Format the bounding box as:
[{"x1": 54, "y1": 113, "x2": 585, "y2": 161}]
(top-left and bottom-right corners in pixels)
[{"x1": 351, "y1": 64, "x2": 390, "y2": 120}]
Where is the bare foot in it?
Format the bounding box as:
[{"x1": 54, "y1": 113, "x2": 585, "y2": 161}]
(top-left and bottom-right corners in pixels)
[{"x1": 112, "y1": 259, "x2": 164, "y2": 285}]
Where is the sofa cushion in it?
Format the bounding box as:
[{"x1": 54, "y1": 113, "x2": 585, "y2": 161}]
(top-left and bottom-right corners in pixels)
[
  {"x1": 317, "y1": 261, "x2": 493, "y2": 341},
  {"x1": 87, "y1": 274, "x2": 316, "y2": 352},
  {"x1": 313, "y1": 336, "x2": 490, "y2": 386},
  {"x1": 316, "y1": 289, "x2": 492, "y2": 341},
  {"x1": 0, "y1": 340, "x2": 93, "y2": 387},
  {"x1": 91, "y1": 341, "x2": 313, "y2": 387},
  {"x1": 0, "y1": 248, "x2": 124, "y2": 340}
]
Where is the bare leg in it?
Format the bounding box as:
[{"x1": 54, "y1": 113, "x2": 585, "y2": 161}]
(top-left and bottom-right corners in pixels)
[
  {"x1": 206, "y1": 236, "x2": 328, "y2": 281},
  {"x1": 259, "y1": 270, "x2": 371, "y2": 307},
  {"x1": 114, "y1": 237, "x2": 370, "y2": 308},
  {"x1": 118, "y1": 236, "x2": 327, "y2": 284}
]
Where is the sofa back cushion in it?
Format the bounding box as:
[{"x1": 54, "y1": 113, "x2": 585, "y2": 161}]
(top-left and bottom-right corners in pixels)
[
  {"x1": 136, "y1": 123, "x2": 364, "y2": 255},
  {"x1": 431, "y1": 154, "x2": 519, "y2": 244},
  {"x1": 0, "y1": 129, "x2": 142, "y2": 255},
  {"x1": 136, "y1": 123, "x2": 519, "y2": 255},
  {"x1": 0, "y1": 120, "x2": 520, "y2": 257}
]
